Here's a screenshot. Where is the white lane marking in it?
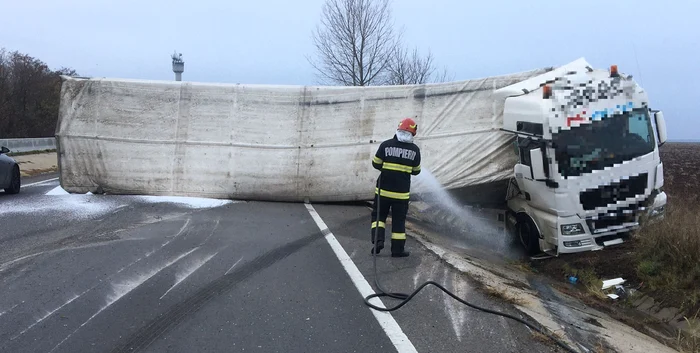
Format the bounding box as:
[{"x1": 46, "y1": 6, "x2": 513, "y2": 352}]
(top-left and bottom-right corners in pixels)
[
  {"x1": 20, "y1": 177, "x2": 59, "y2": 188},
  {"x1": 225, "y1": 256, "x2": 244, "y2": 275},
  {"x1": 49, "y1": 248, "x2": 197, "y2": 353},
  {"x1": 304, "y1": 204, "x2": 418, "y2": 353},
  {"x1": 160, "y1": 251, "x2": 219, "y2": 300}
]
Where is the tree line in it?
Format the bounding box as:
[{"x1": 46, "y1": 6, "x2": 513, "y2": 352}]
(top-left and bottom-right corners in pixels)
[{"x1": 0, "y1": 48, "x2": 78, "y2": 138}]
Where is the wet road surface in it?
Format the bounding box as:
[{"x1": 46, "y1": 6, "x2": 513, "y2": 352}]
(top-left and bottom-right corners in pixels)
[{"x1": 0, "y1": 176, "x2": 560, "y2": 352}]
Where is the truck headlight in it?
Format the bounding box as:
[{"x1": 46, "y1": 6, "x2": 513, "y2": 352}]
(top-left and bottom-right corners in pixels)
[{"x1": 561, "y1": 223, "x2": 585, "y2": 235}]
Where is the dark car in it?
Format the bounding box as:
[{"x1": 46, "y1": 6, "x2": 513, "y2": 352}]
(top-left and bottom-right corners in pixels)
[{"x1": 0, "y1": 146, "x2": 21, "y2": 194}]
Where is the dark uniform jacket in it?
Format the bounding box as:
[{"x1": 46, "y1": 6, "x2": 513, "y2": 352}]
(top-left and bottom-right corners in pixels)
[{"x1": 372, "y1": 135, "x2": 422, "y2": 200}]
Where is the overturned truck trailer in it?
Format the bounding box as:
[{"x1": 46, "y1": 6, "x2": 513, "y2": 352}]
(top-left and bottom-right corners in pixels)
[{"x1": 55, "y1": 66, "x2": 551, "y2": 203}]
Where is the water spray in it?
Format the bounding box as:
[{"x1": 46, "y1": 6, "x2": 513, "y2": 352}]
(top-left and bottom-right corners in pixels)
[{"x1": 364, "y1": 171, "x2": 579, "y2": 353}]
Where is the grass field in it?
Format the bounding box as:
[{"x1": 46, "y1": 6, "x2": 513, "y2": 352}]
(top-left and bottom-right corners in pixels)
[
  {"x1": 636, "y1": 143, "x2": 700, "y2": 315},
  {"x1": 532, "y1": 142, "x2": 700, "y2": 320}
]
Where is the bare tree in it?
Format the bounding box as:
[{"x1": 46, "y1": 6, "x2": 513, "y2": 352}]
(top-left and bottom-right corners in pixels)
[
  {"x1": 386, "y1": 46, "x2": 454, "y2": 85},
  {"x1": 387, "y1": 46, "x2": 432, "y2": 85},
  {"x1": 308, "y1": 0, "x2": 400, "y2": 86},
  {"x1": 433, "y1": 66, "x2": 455, "y2": 83}
]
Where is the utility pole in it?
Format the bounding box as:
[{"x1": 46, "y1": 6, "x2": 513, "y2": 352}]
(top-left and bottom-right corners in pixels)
[{"x1": 171, "y1": 51, "x2": 184, "y2": 81}]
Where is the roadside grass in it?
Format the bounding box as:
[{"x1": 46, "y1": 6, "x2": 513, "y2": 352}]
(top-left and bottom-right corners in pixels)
[
  {"x1": 506, "y1": 260, "x2": 535, "y2": 274},
  {"x1": 636, "y1": 195, "x2": 700, "y2": 353},
  {"x1": 562, "y1": 263, "x2": 606, "y2": 299},
  {"x1": 676, "y1": 312, "x2": 700, "y2": 353},
  {"x1": 635, "y1": 194, "x2": 700, "y2": 316}
]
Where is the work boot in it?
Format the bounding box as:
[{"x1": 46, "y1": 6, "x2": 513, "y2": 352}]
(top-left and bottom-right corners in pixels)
[
  {"x1": 371, "y1": 241, "x2": 384, "y2": 255},
  {"x1": 391, "y1": 251, "x2": 410, "y2": 258},
  {"x1": 390, "y1": 240, "x2": 409, "y2": 257}
]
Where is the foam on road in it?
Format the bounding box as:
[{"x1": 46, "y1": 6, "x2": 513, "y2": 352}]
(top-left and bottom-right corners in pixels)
[
  {"x1": 0, "y1": 189, "x2": 560, "y2": 353},
  {"x1": 48, "y1": 247, "x2": 199, "y2": 353},
  {"x1": 1, "y1": 190, "x2": 118, "y2": 219},
  {"x1": 160, "y1": 251, "x2": 219, "y2": 300},
  {"x1": 136, "y1": 195, "x2": 236, "y2": 208}
]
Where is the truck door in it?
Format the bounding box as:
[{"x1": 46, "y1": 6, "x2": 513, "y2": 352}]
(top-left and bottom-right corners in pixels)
[{"x1": 514, "y1": 137, "x2": 548, "y2": 207}]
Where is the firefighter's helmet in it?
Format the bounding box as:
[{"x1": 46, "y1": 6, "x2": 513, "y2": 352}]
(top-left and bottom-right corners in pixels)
[{"x1": 398, "y1": 118, "x2": 417, "y2": 136}]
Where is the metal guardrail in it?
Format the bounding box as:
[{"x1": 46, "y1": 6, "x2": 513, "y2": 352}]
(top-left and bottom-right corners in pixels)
[{"x1": 0, "y1": 137, "x2": 56, "y2": 153}]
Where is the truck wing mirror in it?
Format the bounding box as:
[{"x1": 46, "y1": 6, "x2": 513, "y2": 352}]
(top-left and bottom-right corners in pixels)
[
  {"x1": 530, "y1": 148, "x2": 547, "y2": 181},
  {"x1": 655, "y1": 111, "x2": 667, "y2": 146}
]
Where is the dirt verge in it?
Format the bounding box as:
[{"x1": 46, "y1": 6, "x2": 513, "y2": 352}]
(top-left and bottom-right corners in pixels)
[
  {"x1": 408, "y1": 220, "x2": 681, "y2": 352},
  {"x1": 12, "y1": 152, "x2": 58, "y2": 177}
]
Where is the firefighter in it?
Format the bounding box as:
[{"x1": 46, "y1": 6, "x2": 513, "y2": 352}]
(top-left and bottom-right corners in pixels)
[{"x1": 370, "y1": 117, "x2": 422, "y2": 257}]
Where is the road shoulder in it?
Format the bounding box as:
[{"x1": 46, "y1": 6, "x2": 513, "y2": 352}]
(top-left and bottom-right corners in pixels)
[
  {"x1": 12, "y1": 152, "x2": 58, "y2": 177},
  {"x1": 406, "y1": 220, "x2": 680, "y2": 353}
]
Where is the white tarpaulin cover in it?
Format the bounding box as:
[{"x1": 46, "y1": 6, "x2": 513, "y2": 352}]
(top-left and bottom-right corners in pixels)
[{"x1": 56, "y1": 66, "x2": 550, "y2": 202}]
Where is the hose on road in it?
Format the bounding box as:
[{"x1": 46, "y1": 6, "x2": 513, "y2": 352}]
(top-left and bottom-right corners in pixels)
[{"x1": 364, "y1": 177, "x2": 579, "y2": 353}]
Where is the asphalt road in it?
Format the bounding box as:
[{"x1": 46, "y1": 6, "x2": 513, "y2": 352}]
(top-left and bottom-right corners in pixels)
[{"x1": 0, "y1": 175, "x2": 560, "y2": 353}]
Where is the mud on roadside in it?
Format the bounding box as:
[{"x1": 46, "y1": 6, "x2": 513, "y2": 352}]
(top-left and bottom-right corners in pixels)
[{"x1": 404, "y1": 217, "x2": 680, "y2": 353}]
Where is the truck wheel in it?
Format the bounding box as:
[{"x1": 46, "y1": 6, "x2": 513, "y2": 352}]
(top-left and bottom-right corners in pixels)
[
  {"x1": 5, "y1": 166, "x2": 21, "y2": 194},
  {"x1": 516, "y1": 217, "x2": 540, "y2": 255}
]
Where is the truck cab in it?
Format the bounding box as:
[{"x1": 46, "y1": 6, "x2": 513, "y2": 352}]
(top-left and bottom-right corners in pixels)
[{"x1": 498, "y1": 58, "x2": 668, "y2": 255}]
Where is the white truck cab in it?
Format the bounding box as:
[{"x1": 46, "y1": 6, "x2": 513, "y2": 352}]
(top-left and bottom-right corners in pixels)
[{"x1": 498, "y1": 58, "x2": 668, "y2": 255}]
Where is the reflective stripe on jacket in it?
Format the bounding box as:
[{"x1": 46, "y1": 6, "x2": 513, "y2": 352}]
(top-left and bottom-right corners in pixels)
[{"x1": 372, "y1": 135, "x2": 421, "y2": 199}]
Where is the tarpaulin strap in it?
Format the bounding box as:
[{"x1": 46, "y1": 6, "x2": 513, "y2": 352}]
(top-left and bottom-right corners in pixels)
[
  {"x1": 375, "y1": 188, "x2": 410, "y2": 200},
  {"x1": 382, "y1": 162, "x2": 413, "y2": 173},
  {"x1": 391, "y1": 232, "x2": 406, "y2": 240},
  {"x1": 371, "y1": 221, "x2": 386, "y2": 229}
]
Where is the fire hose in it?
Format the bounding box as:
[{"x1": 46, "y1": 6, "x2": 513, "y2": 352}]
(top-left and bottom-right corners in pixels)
[{"x1": 363, "y1": 175, "x2": 579, "y2": 353}]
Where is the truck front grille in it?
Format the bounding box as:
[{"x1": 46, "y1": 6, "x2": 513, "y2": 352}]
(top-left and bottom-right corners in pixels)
[
  {"x1": 585, "y1": 200, "x2": 647, "y2": 234},
  {"x1": 580, "y1": 173, "x2": 648, "y2": 211}
]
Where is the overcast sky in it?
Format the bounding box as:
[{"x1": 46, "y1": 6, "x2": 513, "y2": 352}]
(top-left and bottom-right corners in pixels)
[{"x1": 1, "y1": 0, "x2": 697, "y2": 140}]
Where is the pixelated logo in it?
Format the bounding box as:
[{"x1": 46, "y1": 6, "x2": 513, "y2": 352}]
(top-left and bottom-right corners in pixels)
[{"x1": 553, "y1": 77, "x2": 624, "y2": 111}]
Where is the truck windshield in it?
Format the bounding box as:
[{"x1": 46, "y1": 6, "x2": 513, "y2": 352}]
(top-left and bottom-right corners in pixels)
[{"x1": 553, "y1": 108, "x2": 656, "y2": 178}]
